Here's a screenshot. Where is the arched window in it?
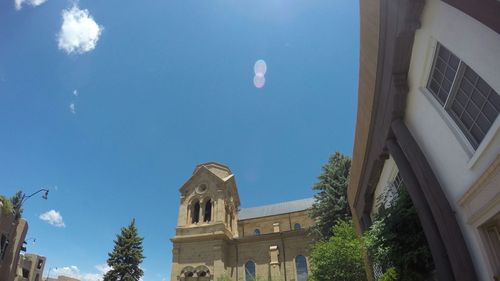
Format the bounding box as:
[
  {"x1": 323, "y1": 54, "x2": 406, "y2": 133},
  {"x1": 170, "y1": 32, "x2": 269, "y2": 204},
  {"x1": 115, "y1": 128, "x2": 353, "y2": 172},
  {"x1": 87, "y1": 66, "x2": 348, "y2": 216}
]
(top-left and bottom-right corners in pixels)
[
  {"x1": 204, "y1": 200, "x2": 212, "y2": 222},
  {"x1": 194, "y1": 265, "x2": 210, "y2": 278},
  {"x1": 295, "y1": 255, "x2": 308, "y2": 281},
  {"x1": 245, "y1": 261, "x2": 256, "y2": 281},
  {"x1": 192, "y1": 201, "x2": 200, "y2": 224},
  {"x1": 294, "y1": 223, "x2": 301, "y2": 230},
  {"x1": 180, "y1": 266, "x2": 195, "y2": 279},
  {"x1": 254, "y1": 229, "x2": 261, "y2": 236}
]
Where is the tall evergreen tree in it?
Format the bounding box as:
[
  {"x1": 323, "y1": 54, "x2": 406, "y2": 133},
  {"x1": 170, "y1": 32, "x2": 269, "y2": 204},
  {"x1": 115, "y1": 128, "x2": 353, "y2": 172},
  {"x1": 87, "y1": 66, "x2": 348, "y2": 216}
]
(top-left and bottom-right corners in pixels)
[
  {"x1": 103, "y1": 219, "x2": 145, "y2": 281},
  {"x1": 310, "y1": 152, "x2": 352, "y2": 239}
]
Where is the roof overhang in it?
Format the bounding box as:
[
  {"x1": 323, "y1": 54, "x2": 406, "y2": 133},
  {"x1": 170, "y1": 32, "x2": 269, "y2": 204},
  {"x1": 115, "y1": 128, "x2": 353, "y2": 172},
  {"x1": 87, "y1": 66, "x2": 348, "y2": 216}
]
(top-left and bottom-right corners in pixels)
[{"x1": 347, "y1": 0, "x2": 425, "y2": 217}]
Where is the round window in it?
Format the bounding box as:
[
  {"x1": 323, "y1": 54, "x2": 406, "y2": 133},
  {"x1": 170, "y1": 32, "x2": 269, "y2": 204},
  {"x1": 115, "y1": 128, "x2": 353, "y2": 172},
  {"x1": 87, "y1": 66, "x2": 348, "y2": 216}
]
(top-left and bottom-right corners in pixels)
[{"x1": 196, "y1": 184, "x2": 208, "y2": 194}]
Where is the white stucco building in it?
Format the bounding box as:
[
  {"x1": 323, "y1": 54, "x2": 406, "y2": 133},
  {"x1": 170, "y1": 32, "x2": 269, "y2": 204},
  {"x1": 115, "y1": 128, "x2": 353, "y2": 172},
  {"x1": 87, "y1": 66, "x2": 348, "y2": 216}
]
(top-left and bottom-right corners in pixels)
[{"x1": 348, "y1": 0, "x2": 500, "y2": 280}]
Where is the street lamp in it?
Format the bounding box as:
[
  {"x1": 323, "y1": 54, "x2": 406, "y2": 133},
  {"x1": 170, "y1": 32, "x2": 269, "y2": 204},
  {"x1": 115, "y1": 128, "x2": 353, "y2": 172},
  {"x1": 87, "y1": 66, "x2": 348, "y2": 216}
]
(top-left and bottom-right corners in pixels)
[
  {"x1": 21, "y1": 237, "x2": 37, "y2": 252},
  {"x1": 12, "y1": 188, "x2": 49, "y2": 219},
  {"x1": 18, "y1": 189, "x2": 49, "y2": 207},
  {"x1": 45, "y1": 267, "x2": 57, "y2": 281}
]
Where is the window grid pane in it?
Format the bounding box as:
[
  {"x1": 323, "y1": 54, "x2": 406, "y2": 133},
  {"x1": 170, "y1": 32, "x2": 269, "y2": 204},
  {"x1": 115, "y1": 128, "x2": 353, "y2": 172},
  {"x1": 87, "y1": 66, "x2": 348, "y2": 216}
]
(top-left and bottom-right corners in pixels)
[
  {"x1": 448, "y1": 65, "x2": 500, "y2": 149},
  {"x1": 427, "y1": 44, "x2": 459, "y2": 105},
  {"x1": 393, "y1": 173, "x2": 404, "y2": 191}
]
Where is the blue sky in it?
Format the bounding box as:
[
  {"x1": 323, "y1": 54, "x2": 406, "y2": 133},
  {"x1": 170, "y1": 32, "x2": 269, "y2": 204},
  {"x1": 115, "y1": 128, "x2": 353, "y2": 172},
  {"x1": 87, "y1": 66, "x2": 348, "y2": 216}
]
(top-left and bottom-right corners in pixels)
[{"x1": 0, "y1": 0, "x2": 359, "y2": 280}]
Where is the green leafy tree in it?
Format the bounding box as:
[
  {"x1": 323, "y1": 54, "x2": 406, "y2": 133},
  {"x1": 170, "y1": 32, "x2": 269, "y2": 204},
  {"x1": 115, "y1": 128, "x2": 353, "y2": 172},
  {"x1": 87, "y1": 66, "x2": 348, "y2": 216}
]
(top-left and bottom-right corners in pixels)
[
  {"x1": 379, "y1": 267, "x2": 398, "y2": 281},
  {"x1": 310, "y1": 152, "x2": 351, "y2": 239},
  {"x1": 10, "y1": 191, "x2": 24, "y2": 220},
  {"x1": 0, "y1": 195, "x2": 14, "y2": 214},
  {"x1": 364, "y1": 187, "x2": 434, "y2": 281},
  {"x1": 309, "y1": 220, "x2": 367, "y2": 281},
  {"x1": 103, "y1": 219, "x2": 145, "y2": 281}
]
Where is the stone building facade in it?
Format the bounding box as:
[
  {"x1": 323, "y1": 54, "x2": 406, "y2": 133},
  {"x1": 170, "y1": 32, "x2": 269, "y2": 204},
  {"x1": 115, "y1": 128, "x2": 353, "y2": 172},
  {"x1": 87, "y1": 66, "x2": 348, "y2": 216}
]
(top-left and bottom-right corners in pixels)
[
  {"x1": 170, "y1": 162, "x2": 315, "y2": 281},
  {"x1": 0, "y1": 200, "x2": 29, "y2": 281},
  {"x1": 15, "y1": 253, "x2": 46, "y2": 281}
]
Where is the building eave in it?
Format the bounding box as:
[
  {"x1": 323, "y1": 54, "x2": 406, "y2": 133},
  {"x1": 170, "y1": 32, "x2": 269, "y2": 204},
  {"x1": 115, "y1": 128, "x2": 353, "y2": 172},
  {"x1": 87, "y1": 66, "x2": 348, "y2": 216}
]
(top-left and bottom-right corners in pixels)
[
  {"x1": 347, "y1": 0, "x2": 381, "y2": 209},
  {"x1": 347, "y1": 0, "x2": 425, "y2": 221}
]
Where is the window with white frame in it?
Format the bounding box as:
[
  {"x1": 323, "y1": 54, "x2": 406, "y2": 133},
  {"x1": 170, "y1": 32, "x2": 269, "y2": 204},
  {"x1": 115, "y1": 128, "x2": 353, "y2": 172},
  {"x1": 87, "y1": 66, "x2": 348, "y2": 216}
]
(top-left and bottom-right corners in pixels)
[{"x1": 427, "y1": 43, "x2": 500, "y2": 149}]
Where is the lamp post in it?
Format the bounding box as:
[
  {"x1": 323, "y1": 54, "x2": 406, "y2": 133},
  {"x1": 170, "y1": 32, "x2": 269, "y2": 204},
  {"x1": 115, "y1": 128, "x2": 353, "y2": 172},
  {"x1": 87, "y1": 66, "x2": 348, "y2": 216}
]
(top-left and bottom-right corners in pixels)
[
  {"x1": 16, "y1": 189, "x2": 49, "y2": 208},
  {"x1": 25, "y1": 237, "x2": 36, "y2": 245},
  {"x1": 11, "y1": 188, "x2": 49, "y2": 220},
  {"x1": 21, "y1": 237, "x2": 36, "y2": 252},
  {"x1": 45, "y1": 267, "x2": 57, "y2": 281}
]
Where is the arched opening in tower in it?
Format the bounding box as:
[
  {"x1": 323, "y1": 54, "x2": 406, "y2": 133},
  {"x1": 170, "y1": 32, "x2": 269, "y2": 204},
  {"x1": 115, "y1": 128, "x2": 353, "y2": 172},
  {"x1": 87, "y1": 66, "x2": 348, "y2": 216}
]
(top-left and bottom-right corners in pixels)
[
  {"x1": 192, "y1": 201, "x2": 200, "y2": 223},
  {"x1": 204, "y1": 200, "x2": 212, "y2": 222}
]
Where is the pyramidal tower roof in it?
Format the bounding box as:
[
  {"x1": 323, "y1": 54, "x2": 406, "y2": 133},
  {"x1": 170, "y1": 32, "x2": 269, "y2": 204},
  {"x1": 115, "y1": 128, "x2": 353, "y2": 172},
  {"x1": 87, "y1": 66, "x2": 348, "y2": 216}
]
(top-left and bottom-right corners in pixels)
[{"x1": 193, "y1": 162, "x2": 233, "y2": 180}]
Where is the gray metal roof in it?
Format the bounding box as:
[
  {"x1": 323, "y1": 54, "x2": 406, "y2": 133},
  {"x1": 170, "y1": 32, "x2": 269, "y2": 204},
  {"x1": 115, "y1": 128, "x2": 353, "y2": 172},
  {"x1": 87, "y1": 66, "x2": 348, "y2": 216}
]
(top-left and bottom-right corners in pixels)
[{"x1": 238, "y1": 197, "x2": 314, "y2": 220}]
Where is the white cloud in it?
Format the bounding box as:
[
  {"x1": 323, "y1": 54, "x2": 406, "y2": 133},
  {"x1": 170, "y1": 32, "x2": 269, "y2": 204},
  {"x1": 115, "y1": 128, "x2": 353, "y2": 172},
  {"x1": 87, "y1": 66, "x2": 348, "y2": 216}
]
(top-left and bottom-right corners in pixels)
[
  {"x1": 51, "y1": 266, "x2": 80, "y2": 278},
  {"x1": 15, "y1": 0, "x2": 47, "y2": 10},
  {"x1": 57, "y1": 5, "x2": 103, "y2": 54},
  {"x1": 50, "y1": 264, "x2": 111, "y2": 281},
  {"x1": 95, "y1": 263, "x2": 112, "y2": 275},
  {"x1": 39, "y1": 209, "x2": 66, "y2": 227},
  {"x1": 73, "y1": 89, "x2": 79, "y2": 96},
  {"x1": 69, "y1": 103, "x2": 76, "y2": 114},
  {"x1": 82, "y1": 273, "x2": 102, "y2": 281}
]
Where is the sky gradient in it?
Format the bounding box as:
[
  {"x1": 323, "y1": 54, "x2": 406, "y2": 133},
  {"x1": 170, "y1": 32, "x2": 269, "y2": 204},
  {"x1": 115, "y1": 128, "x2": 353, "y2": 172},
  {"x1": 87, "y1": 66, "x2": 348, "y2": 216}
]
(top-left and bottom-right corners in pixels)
[{"x1": 0, "y1": 0, "x2": 359, "y2": 280}]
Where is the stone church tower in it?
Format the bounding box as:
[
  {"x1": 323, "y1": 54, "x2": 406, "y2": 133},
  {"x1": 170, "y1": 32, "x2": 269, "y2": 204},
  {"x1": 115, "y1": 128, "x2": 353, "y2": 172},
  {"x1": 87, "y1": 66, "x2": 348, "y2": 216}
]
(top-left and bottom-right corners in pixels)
[{"x1": 170, "y1": 162, "x2": 315, "y2": 281}]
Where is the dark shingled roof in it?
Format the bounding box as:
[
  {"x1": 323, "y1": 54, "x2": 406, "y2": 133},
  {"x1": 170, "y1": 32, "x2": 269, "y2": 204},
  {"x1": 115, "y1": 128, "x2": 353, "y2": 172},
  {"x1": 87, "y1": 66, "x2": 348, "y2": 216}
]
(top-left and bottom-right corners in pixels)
[{"x1": 238, "y1": 198, "x2": 314, "y2": 220}]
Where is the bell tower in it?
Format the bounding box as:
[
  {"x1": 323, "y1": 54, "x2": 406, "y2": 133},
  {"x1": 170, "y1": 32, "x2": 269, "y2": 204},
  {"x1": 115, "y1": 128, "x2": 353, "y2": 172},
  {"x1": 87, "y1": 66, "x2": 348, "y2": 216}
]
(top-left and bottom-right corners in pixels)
[
  {"x1": 171, "y1": 162, "x2": 241, "y2": 281},
  {"x1": 175, "y1": 162, "x2": 240, "y2": 237}
]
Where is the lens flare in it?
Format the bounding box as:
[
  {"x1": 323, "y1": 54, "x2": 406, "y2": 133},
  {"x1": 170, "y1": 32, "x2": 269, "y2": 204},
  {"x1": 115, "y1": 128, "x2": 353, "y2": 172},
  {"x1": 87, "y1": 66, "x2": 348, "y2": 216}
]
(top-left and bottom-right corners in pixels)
[
  {"x1": 254, "y1": 60, "x2": 267, "y2": 76},
  {"x1": 253, "y1": 75, "x2": 266, "y2": 88}
]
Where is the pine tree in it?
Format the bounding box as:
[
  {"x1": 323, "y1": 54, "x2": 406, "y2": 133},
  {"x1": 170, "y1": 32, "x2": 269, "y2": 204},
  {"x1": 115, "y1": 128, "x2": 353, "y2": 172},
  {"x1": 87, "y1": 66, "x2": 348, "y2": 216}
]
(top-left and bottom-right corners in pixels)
[
  {"x1": 103, "y1": 219, "x2": 145, "y2": 281},
  {"x1": 310, "y1": 152, "x2": 352, "y2": 239}
]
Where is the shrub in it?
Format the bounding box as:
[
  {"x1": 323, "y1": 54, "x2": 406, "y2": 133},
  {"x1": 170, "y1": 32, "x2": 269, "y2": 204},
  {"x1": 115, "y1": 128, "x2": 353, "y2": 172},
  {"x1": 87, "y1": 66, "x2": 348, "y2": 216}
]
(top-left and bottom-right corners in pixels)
[
  {"x1": 364, "y1": 187, "x2": 434, "y2": 280},
  {"x1": 379, "y1": 267, "x2": 398, "y2": 281},
  {"x1": 0, "y1": 195, "x2": 14, "y2": 215},
  {"x1": 309, "y1": 220, "x2": 367, "y2": 281}
]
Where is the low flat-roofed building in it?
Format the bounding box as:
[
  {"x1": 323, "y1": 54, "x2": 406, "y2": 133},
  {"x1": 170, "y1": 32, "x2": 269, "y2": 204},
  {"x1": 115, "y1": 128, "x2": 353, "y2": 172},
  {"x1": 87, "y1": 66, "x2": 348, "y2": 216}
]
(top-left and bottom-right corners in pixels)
[
  {"x1": 15, "y1": 253, "x2": 46, "y2": 281},
  {"x1": 46, "y1": 275, "x2": 80, "y2": 281}
]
